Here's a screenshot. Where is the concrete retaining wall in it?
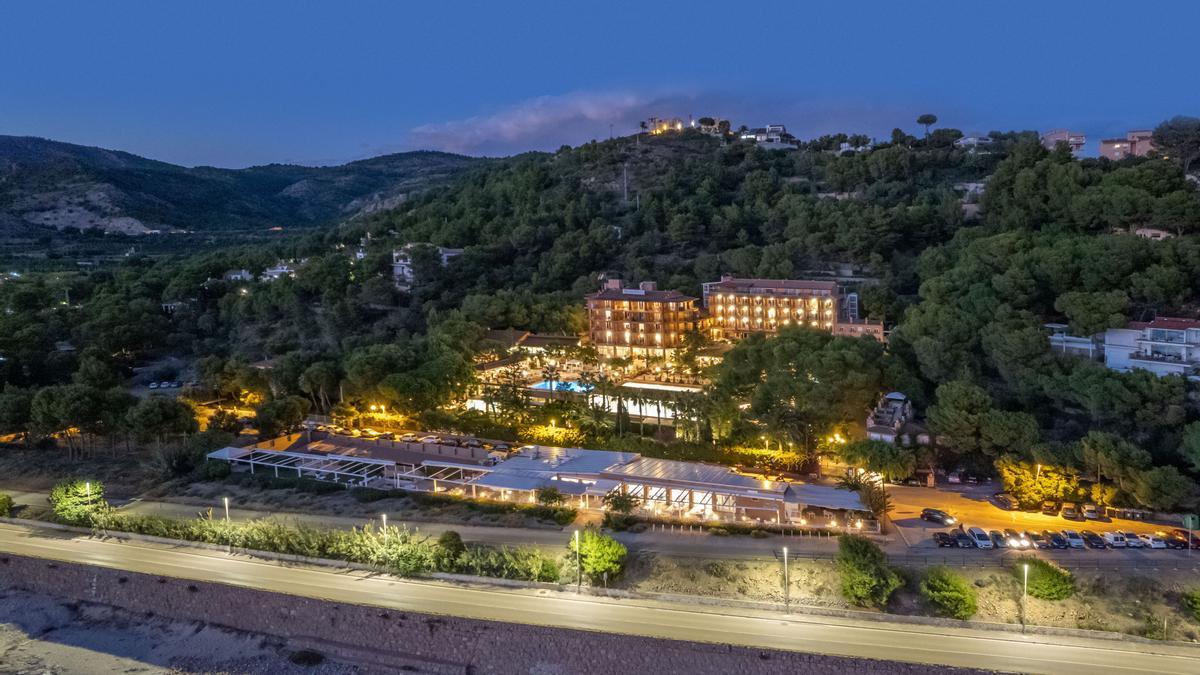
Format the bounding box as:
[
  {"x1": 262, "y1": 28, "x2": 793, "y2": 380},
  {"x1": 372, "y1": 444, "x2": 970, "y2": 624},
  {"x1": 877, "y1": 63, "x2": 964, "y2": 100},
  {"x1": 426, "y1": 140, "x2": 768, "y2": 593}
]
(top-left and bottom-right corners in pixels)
[{"x1": 0, "y1": 552, "x2": 986, "y2": 674}]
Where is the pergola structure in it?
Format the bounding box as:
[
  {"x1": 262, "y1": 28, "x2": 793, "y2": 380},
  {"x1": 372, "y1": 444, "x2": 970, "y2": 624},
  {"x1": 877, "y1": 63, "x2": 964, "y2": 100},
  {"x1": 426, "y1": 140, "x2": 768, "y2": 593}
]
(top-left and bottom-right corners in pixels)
[{"x1": 208, "y1": 447, "x2": 400, "y2": 487}]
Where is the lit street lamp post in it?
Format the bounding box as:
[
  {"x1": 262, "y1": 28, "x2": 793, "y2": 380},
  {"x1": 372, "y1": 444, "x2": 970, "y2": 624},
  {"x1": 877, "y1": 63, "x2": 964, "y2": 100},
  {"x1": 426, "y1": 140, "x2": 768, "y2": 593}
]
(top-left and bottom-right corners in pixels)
[
  {"x1": 574, "y1": 530, "x2": 581, "y2": 593},
  {"x1": 1022, "y1": 563, "x2": 1029, "y2": 632},
  {"x1": 223, "y1": 497, "x2": 230, "y2": 523},
  {"x1": 381, "y1": 513, "x2": 388, "y2": 544}
]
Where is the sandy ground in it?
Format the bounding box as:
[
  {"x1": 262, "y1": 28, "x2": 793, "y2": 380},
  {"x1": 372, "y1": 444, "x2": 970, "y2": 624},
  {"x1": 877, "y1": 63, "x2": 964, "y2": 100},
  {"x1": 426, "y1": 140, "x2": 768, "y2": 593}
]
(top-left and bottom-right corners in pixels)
[
  {"x1": 0, "y1": 589, "x2": 361, "y2": 674},
  {"x1": 620, "y1": 553, "x2": 1200, "y2": 642},
  {"x1": 158, "y1": 479, "x2": 567, "y2": 530}
]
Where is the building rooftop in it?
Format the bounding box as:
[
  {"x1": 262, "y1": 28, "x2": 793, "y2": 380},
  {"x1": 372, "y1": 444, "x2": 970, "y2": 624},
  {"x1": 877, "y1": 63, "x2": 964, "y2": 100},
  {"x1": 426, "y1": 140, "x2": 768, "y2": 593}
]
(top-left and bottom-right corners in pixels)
[
  {"x1": 493, "y1": 445, "x2": 640, "y2": 477},
  {"x1": 586, "y1": 288, "x2": 697, "y2": 302},
  {"x1": 603, "y1": 457, "x2": 787, "y2": 495},
  {"x1": 1128, "y1": 317, "x2": 1200, "y2": 331},
  {"x1": 705, "y1": 277, "x2": 838, "y2": 294}
]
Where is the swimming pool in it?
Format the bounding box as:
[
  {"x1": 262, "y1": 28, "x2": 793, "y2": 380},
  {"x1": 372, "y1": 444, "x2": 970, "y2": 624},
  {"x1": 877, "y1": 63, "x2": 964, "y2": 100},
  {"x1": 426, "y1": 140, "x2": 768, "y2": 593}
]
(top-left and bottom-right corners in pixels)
[{"x1": 530, "y1": 380, "x2": 594, "y2": 393}]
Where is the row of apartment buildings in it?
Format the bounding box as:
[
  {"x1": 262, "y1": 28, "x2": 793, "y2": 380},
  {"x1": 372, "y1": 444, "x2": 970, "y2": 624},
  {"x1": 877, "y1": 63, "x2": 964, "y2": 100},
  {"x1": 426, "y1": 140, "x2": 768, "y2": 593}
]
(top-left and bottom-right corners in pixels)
[
  {"x1": 585, "y1": 276, "x2": 884, "y2": 358},
  {"x1": 1049, "y1": 317, "x2": 1200, "y2": 381}
]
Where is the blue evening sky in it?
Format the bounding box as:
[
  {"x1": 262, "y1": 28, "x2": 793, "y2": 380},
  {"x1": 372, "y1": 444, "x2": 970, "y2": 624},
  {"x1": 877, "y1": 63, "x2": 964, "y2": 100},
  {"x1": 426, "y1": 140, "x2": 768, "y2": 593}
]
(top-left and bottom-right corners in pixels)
[{"x1": 2, "y1": 0, "x2": 1195, "y2": 167}]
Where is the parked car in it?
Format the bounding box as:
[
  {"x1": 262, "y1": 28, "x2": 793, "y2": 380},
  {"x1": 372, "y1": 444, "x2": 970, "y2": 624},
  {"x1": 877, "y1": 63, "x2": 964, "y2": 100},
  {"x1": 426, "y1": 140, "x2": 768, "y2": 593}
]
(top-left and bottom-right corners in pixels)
[
  {"x1": 399, "y1": 433, "x2": 418, "y2": 442},
  {"x1": 1044, "y1": 530, "x2": 1069, "y2": 549},
  {"x1": 1004, "y1": 528, "x2": 1030, "y2": 549},
  {"x1": 465, "y1": 438, "x2": 483, "y2": 448},
  {"x1": 1119, "y1": 531, "x2": 1144, "y2": 548},
  {"x1": 1041, "y1": 501, "x2": 1060, "y2": 516},
  {"x1": 953, "y1": 530, "x2": 975, "y2": 548},
  {"x1": 988, "y1": 530, "x2": 1007, "y2": 548},
  {"x1": 933, "y1": 532, "x2": 956, "y2": 548},
  {"x1": 1140, "y1": 534, "x2": 1168, "y2": 549},
  {"x1": 1102, "y1": 531, "x2": 1127, "y2": 548},
  {"x1": 968, "y1": 527, "x2": 993, "y2": 549},
  {"x1": 1168, "y1": 529, "x2": 1200, "y2": 548},
  {"x1": 1061, "y1": 503, "x2": 1080, "y2": 520},
  {"x1": 148, "y1": 382, "x2": 160, "y2": 389},
  {"x1": 1080, "y1": 530, "x2": 1106, "y2": 549},
  {"x1": 920, "y1": 508, "x2": 956, "y2": 526},
  {"x1": 1162, "y1": 534, "x2": 1189, "y2": 550},
  {"x1": 1027, "y1": 531, "x2": 1050, "y2": 549},
  {"x1": 1062, "y1": 530, "x2": 1085, "y2": 548},
  {"x1": 992, "y1": 493, "x2": 1017, "y2": 510},
  {"x1": 492, "y1": 443, "x2": 511, "y2": 453},
  {"x1": 1082, "y1": 503, "x2": 1100, "y2": 519},
  {"x1": 418, "y1": 435, "x2": 440, "y2": 444}
]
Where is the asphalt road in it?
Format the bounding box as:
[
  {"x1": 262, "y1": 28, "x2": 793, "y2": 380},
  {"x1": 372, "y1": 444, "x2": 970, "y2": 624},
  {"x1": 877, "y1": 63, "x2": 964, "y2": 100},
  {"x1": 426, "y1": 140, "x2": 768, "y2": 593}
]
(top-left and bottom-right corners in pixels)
[{"x1": 1, "y1": 522, "x2": 1198, "y2": 674}]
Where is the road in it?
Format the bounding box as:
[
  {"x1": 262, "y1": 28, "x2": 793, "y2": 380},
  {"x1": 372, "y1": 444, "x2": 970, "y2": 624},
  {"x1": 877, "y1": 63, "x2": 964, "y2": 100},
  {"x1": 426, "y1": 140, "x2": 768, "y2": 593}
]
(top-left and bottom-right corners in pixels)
[{"x1": 0, "y1": 522, "x2": 1197, "y2": 674}]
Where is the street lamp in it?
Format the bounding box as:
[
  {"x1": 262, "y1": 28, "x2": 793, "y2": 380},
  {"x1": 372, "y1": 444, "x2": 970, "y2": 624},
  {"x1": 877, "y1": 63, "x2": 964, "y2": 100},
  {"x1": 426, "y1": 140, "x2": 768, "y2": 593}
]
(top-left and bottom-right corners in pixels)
[
  {"x1": 574, "y1": 530, "x2": 582, "y2": 593},
  {"x1": 1035, "y1": 464, "x2": 1042, "y2": 480},
  {"x1": 782, "y1": 546, "x2": 789, "y2": 610},
  {"x1": 223, "y1": 497, "x2": 230, "y2": 522},
  {"x1": 381, "y1": 513, "x2": 388, "y2": 544},
  {"x1": 761, "y1": 435, "x2": 768, "y2": 452},
  {"x1": 85, "y1": 481, "x2": 91, "y2": 500},
  {"x1": 1022, "y1": 562, "x2": 1029, "y2": 631}
]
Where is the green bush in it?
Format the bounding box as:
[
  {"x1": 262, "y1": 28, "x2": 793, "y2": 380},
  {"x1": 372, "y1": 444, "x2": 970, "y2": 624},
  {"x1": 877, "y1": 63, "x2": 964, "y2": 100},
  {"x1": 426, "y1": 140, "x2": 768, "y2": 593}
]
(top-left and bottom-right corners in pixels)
[
  {"x1": 836, "y1": 534, "x2": 901, "y2": 608},
  {"x1": 49, "y1": 479, "x2": 106, "y2": 525},
  {"x1": 570, "y1": 528, "x2": 627, "y2": 582},
  {"x1": 0, "y1": 492, "x2": 13, "y2": 517},
  {"x1": 198, "y1": 460, "x2": 231, "y2": 481},
  {"x1": 351, "y1": 487, "x2": 399, "y2": 503},
  {"x1": 1015, "y1": 558, "x2": 1074, "y2": 600},
  {"x1": 1183, "y1": 588, "x2": 1200, "y2": 623},
  {"x1": 920, "y1": 567, "x2": 977, "y2": 620}
]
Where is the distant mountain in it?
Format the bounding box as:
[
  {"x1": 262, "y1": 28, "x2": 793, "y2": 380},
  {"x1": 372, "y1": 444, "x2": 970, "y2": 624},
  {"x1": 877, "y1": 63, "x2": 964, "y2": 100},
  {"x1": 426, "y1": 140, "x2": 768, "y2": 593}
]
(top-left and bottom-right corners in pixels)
[{"x1": 0, "y1": 136, "x2": 483, "y2": 235}]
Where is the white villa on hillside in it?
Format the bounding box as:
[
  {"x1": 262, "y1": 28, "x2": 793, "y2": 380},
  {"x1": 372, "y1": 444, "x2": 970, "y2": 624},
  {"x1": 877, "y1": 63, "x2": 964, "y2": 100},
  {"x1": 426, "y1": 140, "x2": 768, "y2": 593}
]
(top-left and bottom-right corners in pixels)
[{"x1": 1104, "y1": 317, "x2": 1200, "y2": 380}]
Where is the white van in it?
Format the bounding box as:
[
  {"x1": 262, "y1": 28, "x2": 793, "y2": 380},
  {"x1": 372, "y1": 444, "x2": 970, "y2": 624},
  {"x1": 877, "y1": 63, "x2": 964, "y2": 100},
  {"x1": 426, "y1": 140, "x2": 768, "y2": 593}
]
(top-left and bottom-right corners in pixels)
[
  {"x1": 1102, "y1": 531, "x2": 1127, "y2": 548},
  {"x1": 967, "y1": 526, "x2": 993, "y2": 549}
]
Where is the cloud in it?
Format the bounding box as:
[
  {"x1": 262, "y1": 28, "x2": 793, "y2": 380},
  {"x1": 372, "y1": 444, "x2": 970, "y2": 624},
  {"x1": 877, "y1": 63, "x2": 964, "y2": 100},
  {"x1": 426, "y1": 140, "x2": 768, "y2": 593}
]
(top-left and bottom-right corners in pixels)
[{"x1": 403, "y1": 90, "x2": 688, "y2": 156}]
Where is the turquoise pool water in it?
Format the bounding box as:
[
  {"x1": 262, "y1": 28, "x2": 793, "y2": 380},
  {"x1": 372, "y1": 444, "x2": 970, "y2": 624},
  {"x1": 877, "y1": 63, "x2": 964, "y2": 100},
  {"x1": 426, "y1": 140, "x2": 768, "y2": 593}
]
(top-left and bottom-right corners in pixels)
[{"x1": 531, "y1": 380, "x2": 594, "y2": 393}]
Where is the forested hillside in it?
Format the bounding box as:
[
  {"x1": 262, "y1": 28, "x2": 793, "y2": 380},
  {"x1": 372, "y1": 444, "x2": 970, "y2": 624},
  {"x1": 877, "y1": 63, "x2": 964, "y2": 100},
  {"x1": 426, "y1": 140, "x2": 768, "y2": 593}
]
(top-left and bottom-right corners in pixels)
[
  {"x1": 4, "y1": 118, "x2": 1200, "y2": 511},
  {"x1": 0, "y1": 135, "x2": 482, "y2": 235}
]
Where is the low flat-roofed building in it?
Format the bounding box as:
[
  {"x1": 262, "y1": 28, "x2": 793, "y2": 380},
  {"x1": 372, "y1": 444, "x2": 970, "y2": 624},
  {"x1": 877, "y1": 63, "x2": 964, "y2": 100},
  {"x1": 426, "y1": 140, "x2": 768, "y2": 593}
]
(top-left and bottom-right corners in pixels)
[{"x1": 210, "y1": 437, "x2": 868, "y2": 527}]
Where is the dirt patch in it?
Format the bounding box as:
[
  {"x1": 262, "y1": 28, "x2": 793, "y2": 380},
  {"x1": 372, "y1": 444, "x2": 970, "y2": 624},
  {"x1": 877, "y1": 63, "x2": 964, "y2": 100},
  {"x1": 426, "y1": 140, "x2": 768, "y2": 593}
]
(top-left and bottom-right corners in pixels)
[
  {"x1": 0, "y1": 447, "x2": 159, "y2": 497},
  {"x1": 620, "y1": 554, "x2": 1200, "y2": 641},
  {"x1": 152, "y1": 479, "x2": 567, "y2": 529}
]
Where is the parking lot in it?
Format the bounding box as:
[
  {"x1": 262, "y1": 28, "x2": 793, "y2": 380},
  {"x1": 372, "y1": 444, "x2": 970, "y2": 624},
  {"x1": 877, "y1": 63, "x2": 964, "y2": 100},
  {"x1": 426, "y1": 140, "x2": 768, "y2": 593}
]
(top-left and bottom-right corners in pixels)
[{"x1": 889, "y1": 481, "x2": 1198, "y2": 553}]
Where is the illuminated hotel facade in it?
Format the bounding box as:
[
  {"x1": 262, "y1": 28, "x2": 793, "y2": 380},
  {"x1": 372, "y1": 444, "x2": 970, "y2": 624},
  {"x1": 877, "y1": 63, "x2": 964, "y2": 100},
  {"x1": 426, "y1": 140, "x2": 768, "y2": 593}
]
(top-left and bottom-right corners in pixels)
[
  {"x1": 585, "y1": 279, "x2": 701, "y2": 357},
  {"x1": 702, "y1": 275, "x2": 838, "y2": 340}
]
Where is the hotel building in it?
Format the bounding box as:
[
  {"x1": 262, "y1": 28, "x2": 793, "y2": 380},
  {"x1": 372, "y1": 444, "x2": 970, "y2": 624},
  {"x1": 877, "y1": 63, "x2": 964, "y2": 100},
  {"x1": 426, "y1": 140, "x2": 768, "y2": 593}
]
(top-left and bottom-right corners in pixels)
[
  {"x1": 585, "y1": 279, "x2": 702, "y2": 357},
  {"x1": 701, "y1": 275, "x2": 838, "y2": 340}
]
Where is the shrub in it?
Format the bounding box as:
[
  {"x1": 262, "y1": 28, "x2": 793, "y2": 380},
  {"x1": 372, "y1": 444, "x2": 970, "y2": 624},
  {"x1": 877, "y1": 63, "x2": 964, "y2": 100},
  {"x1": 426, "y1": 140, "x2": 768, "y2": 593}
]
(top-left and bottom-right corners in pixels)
[
  {"x1": 1015, "y1": 557, "x2": 1074, "y2": 600},
  {"x1": 436, "y1": 530, "x2": 467, "y2": 571},
  {"x1": 1183, "y1": 588, "x2": 1200, "y2": 623},
  {"x1": 920, "y1": 567, "x2": 977, "y2": 620},
  {"x1": 198, "y1": 460, "x2": 231, "y2": 481},
  {"x1": 836, "y1": 534, "x2": 901, "y2": 608},
  {"x1": 570, "y1": 528, "x2": 627, "y2": 582},
  {"x1": 49, "y1": 479, "x2": 106, "y2": 525},
  {"x1": 351, "y1": 487, "x2": 398, "y2": 503},
  {"x1": 0, "y1": 492, "x2": 13, "y2": 517},
  {"x1": 534, "y1": 486, "x2": 566, "y2": 507}
]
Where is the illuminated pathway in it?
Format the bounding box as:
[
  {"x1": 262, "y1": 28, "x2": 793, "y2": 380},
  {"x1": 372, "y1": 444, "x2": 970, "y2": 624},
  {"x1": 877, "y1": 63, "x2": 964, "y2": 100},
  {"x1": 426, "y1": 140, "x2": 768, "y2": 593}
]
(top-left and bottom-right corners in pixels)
[{"x1": 1, "y1": 522, "x2": 1198, "y2": 673}]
